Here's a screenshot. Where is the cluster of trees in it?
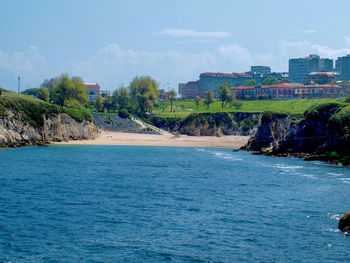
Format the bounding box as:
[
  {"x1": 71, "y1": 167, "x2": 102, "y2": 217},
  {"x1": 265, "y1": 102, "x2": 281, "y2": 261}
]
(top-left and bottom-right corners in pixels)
[
  {"x1": 244, "y1": 76, "x2": 292, "y2": 87},
  {"x1": 94, "y1": 76, "x2": 162, "y2": 116},
  {"x1": 23, "y1": 75, "x2": 164, "y2": 117},
  {"x1": 193, "y1": 83, "x2": 242, "y2": 110},
  {"x1": 23, "y1": 75, "x2": 88, "y2": 109}
]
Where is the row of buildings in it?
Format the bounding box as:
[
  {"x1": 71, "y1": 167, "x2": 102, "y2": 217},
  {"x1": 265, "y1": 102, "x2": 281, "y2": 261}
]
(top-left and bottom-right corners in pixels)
[
  {"x1": 178, "y1": 68, "x2": 287, "y2": 100},
  {"x1": 288, "y1": 54, "x2": 350, "y2": 83},
  {"x1": 231, "y1": 83, "x2": 350, "y2": 100},
  {"x1": 179, "y1": 53, "x2": 350, "y2": 100}
]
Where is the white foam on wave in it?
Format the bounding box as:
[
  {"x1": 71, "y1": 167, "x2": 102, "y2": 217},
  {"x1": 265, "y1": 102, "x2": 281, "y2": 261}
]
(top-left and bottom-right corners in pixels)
[
  {"x1": 195, "y1": 148, "x2": 206, "y2": 152},
  {"x1": 322, "y1": 228, "x2": 340, "y2": 233},
  {"x1": 296, "y1": 173, "x2": 318, "y2": 179},
  {"x1": 275, "y1": 164, "x2": 304, "y2": 170},
  {"x1": 326, "y1": 172, "x2": 343, "y2": 177},
  {"x1": 196, "y1": 148, "x2": 243, "y2": 161},
  {"x1": 211, "y1": 151, "x2": 243, "y2": 161},
  {"x1": 262, "y1": 163, "x2": 304, "y2": 170},
  {"x1": 338, "y1": 178, "x2": 350, "y2": 184},
  {"x1": 329, "y1": 213, "x2": 342, "y2": 221}
]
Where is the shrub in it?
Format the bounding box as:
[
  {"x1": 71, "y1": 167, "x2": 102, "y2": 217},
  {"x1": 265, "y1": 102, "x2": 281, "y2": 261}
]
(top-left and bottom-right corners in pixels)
[
  {"x1": 329, "y1": 151, "x2": 341, "y2": 159},
  {"x1": 345, "y1": 95, "x2": 350, "y2": 103},
  {"x1": 118, "y1": 109, "x2": 130, "y2": 119},
  {"x1": 63, "y1": 107, "x2": 93, "y2": 122},
  {"x1": 304, "y1": 102, "x2": 343, "y2": 120},
  {"x1": 231, "y1": 100, "x2": 243, "y2": 110}
]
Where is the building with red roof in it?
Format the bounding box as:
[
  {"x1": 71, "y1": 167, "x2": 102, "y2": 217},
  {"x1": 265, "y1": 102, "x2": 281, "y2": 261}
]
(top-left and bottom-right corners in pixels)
[
  {"x1": 199, "y1": 72, "x2": 252, "y2": 97},
  {"x1": 304, "y1": 72, "x2": 340, "y2": 85},
  {"x1": 178, "y1": 80, "x2": 201, "y2": 99},
  {"x1": 231, "y1": 83, "x2": 350, "y2": 100},
  {"x1": 84, "y1": 83, "x2": 100, "y2": 100}
]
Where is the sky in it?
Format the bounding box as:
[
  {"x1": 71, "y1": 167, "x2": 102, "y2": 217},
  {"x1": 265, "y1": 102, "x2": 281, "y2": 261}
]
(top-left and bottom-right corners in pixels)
[{"x1": 1, "y1": 0, "x2": 350, "y2": 92}]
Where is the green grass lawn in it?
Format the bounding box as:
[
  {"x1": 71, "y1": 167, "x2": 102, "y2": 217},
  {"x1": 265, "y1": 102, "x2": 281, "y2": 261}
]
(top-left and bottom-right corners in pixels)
[
  {"x1": 1, "y1": 88, "x2": 43, "y2": 102},
  {"x1": 153, "y1": 99, "x2": 338, "y2": 119}
]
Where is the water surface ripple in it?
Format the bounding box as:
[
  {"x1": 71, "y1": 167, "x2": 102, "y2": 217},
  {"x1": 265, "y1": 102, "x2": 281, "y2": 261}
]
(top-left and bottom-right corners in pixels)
[{"x1": 0, "y1": 145, "x2": 350, "y2": 262}]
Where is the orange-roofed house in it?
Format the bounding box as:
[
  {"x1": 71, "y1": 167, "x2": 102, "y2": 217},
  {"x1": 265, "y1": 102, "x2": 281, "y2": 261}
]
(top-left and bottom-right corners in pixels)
[{"x1": 84, "y1": 83, "x2": 101, "y2": 100}]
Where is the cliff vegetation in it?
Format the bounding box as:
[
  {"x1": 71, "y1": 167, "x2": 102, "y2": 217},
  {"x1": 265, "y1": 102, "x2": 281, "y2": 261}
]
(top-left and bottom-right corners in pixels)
[
  {"x1": 244, "y1": 101, "x2": 350, "y2": 166},
  {"x1": 0, "y1": 88, "x2": 97, "y2": 147}
]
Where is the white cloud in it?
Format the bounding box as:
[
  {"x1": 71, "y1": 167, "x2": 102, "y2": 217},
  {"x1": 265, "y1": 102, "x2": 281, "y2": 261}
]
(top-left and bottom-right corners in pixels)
[
  {"x1": 279, "y1": 40, "x2": 350, "y2": 59},
  {"x1": 155, "y1": 28, "x2": 231, "y2": 38},
  {"x1": 291, "y1": 30, "x2": 317, "y2": 34},
  {"x1": 69, "y1": 44, "x2": 220, "y2": 89},
  {"x1": 344, "y1": 37, "x2": 350, "y2": 46},
  {"x1": 0, "y1": 46, "x2": 50, "y2": 90},
  {"x1": 2, "y1": 40, "x2": 350, "y2": 92}
]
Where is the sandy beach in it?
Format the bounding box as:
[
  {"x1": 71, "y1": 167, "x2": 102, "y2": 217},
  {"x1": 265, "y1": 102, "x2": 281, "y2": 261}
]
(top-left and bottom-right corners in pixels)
[{"x1": 55, "y1": 130, "x2": 250, "y2": 148}]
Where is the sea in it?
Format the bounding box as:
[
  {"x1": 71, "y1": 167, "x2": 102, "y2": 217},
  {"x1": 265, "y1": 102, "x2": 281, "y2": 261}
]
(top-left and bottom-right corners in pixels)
[{"x1": 0, "y1": 145, "x2": 350, "y2": 262}]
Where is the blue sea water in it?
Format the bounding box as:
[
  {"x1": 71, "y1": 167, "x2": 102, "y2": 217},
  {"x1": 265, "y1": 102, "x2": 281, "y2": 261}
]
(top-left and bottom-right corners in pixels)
[{"x1": 0, "y1": 145, "x2": 350, "y2": 262}]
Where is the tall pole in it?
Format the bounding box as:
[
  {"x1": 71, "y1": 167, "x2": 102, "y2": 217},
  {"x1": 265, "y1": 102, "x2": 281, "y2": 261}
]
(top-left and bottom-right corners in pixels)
[{"x1": 18, "y1": 76, "x2": 20, "y2": 93}]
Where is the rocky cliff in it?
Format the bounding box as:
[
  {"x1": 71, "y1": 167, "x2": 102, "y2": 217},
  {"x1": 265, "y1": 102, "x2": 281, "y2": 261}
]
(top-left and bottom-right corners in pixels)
[
  {"x1": 244, "y1": 102, "x2": 350, "y2": 165},
  {"x1": 150, "y1": 112, "x2": 260, "y2": 136},
  {"x1": 0, "y1": 108, "x2": 98, "y2": 147}
]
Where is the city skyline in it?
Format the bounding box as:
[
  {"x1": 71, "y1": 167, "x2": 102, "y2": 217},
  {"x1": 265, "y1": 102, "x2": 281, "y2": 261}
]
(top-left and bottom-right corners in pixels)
[{"x1": 1, "y1": 0, "x2": 350, "y2": 92}]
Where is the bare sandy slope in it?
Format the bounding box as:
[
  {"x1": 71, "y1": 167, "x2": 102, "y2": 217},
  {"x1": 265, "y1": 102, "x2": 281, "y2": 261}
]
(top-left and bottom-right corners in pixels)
[{"x1": 54, "y1": 130, "x2": 250, "y2": 148}]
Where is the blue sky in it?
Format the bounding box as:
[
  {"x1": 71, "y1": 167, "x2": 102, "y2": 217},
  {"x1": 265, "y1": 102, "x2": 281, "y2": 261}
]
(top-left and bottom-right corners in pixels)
[{"x1": 1, "y1": 0, "x2": 350, "y2": 91}]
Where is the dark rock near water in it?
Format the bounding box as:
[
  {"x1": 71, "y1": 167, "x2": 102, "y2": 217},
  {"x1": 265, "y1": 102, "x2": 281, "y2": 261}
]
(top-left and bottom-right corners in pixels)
[
  {"x1": 243, "y1": 103, "x2": 350, "y2": 165},
  {"x1": 150, "y1": 112, "x2": 260, "y2": 136},
  {"x1": 338, "y1": 211, "x2": 350, "y2": 231}
]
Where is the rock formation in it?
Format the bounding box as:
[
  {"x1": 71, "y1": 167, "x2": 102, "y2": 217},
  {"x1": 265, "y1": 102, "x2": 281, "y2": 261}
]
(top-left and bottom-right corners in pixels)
[
  {"x1": 0, "y1": 108, "x2": 98, "y2": 147},
  {"x1": 338, "y1": 211, "x2": 350, "y2": 232},
  {"x1": 244, "y1": 102, "x2": 350, "y2": 164},
  {"x1": 150, "y1": 112, "x2": 260, "y2": 136}
]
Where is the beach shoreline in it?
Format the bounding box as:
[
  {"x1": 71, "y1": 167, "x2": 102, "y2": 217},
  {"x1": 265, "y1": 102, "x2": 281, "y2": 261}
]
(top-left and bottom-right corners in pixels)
[{"x1": 54, "y1": 130, "x2": 250, "y2": 148}]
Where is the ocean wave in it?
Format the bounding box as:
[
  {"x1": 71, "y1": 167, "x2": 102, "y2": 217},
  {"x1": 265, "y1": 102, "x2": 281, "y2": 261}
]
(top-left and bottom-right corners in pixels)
[
  {"x1": 329, "y1": 213, "x2": 342, "y2": 221},
  {"x1": 338, "y1": 178, "x2": 350, "y2": 184},
  {"x1": 296, "y1": 173, "x2": 318, "y2": 179},
  {"x1": 210, "y1": 151, "x2": 243, "y2": 161},
  {"x1": 261, "y1": 163, "x2": 304, "y2": 170},
  {"x1": 196, "y1": 148, "x2": 243, "y2": 161},
  {"x1": 326, "y1": 172, "x2": 343, "y2": 177},
  {"x1": 322, "y1": 228, "x2": 340, "y2": 233}
]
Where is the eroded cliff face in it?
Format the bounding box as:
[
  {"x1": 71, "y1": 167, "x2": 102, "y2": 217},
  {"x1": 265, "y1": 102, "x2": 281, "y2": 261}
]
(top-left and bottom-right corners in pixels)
[
  {"x1": 244, "y1": 103, "x2": 350, "y2": 164},
  {"x1": 245, "y1": 113, "x2": 292, "y2": 151},
  {"x1": 0, "y1": 109, "x2": 98, "y2": 147},
  {"x1": 150, "y1": 112, "x2": 260, "y2": 136}
]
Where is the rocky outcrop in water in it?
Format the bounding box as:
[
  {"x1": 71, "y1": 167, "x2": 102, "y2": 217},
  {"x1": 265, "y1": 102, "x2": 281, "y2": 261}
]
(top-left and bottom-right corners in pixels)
[
  {"x1": 244, "y1": 102, "x2": 350, "y2": 165},
  {"x1": 338, "y1": 211, "x2": 350, "y2": 232},
  {"x1": 245, "y1": 112, "x2": 292, "y2": 151},
  {"x1": 150, "y1": 112, "x2": 260, "y2": 136},
  {"x1": 0, "y1": 108, "x2": 98, "y2": 147}
]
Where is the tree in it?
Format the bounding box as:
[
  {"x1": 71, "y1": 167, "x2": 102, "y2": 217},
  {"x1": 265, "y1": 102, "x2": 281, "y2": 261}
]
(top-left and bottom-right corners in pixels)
[
  {"x1": 204, "y1": 90, "x2": 215, "y2": 109},
  {"x1": 103, "y1": 95, "x2": 114, "y2": 112},
  {"x1": 262, "y1": 76, "x2": 278, "y2": 85},
  {"x1": 244, "y1": 79, "x2": 257, "y2": 86},
  {"x1": 129, "y1": 76, "x2": 159, "y2": 114},
  {"x1": 162, "y1": 92, "x2": 168, "y2": 112},
  {"x1": 195, "y1": 96, "x2": 202, "y2": 109},
  {"x1": 50, "y1": 75, "x2": 88, "y2": 107},
  {"x1": 95, "y1": 95, "x2": 104, "y2": 112},
  {"x1": 226, "y1": 92, "x2": 234, "y2": 107},
  {"x1": 22, "y1": 88, "x2": 40, "y2": 97},
  {"x1": 218, "y1": 83, "x2": 231, "y2": 108},
  {"x1": 169, "y1": 89, "x2": 177, "y2": 112},
  {"x1": 37, "y1": 87, "x2": 50, "y2": 102},
  {"x1": 113, "y1": 87, "x2": 131, "y2": 111}
]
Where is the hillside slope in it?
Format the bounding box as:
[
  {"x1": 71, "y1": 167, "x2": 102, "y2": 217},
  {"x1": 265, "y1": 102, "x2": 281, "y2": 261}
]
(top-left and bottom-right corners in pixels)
[{"x1": 0, "y1": 89, "x2": 98, "y2": 147}]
